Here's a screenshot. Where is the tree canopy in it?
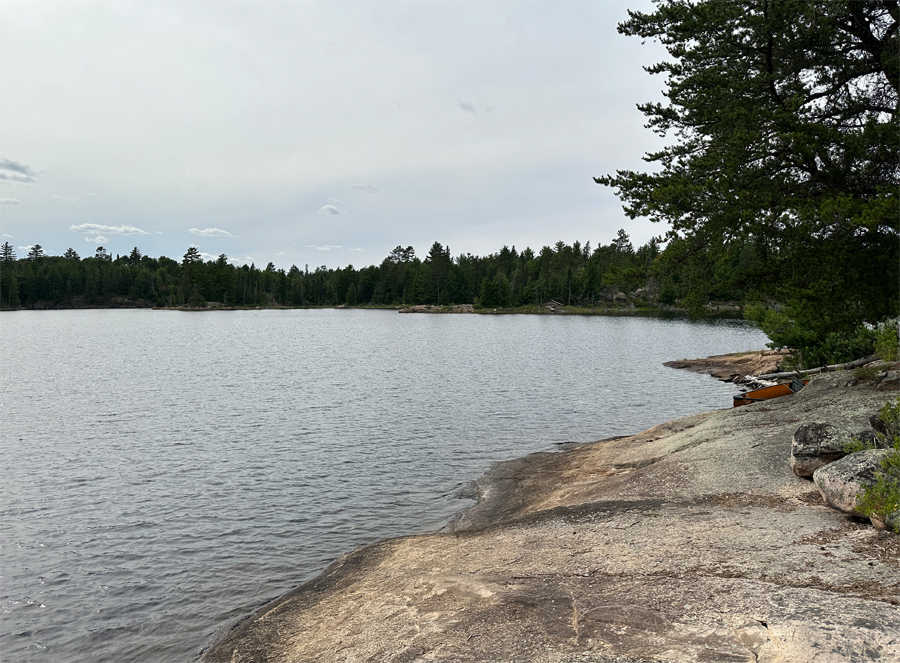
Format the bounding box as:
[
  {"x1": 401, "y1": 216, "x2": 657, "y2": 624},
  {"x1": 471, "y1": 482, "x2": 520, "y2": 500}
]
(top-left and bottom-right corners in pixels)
[
  {"x1": 596, "y1": 0, "x2": 899, "y2": 365},
  {"x1": 0, "y1": 233, "x2": 725, "y2": 313}
]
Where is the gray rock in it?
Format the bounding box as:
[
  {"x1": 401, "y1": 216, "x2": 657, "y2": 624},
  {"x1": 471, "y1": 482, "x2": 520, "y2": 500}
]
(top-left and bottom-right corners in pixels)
[
  {"x1": 789, "y1": 423, "x2": 874, "y2": 477},
  {"x1": 869, "y1": 410, "x2": 898, "y2": 444},
  {"x1": 813, "y1": 449, "x2": 891, "y2": 515},
  {"x1": 859, "y1": 429, "x2": 881, "y2": 447},
  {"x1": 877, "y1": 370, "x2": 900, "y2": 391},
  {"x1": 870, "y1": 412, "x2": 888, "y2": 436}
]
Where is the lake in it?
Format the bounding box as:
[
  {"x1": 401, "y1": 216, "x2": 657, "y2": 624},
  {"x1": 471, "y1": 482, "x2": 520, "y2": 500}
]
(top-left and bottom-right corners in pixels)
[{"x1": 0, "y1": 309, "x2": 768, "y2": 662}]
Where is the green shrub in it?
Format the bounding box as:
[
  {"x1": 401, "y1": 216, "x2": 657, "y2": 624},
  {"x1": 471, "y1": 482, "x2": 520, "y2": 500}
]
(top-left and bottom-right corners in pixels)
[
  {"x1": 877, "y1": 396, "x2": 900, "y2": 442},
  {"x1": 874, "y1": 319, "x2": 899, "y2": 362},
  {"x1": 856, "y1": 454, "x2": 900, "y2": 532},
  {"x1": 853, "y1": 365, "x2": 880, "y2": 385},
  {"x1": 843, "y1": 433, "x2": 873, "y2": 454},
  {"x1": 807, "y1": 327, "x2": 877, "y2": 367},
  {"x1": 853, "y1": 397, "x2": 900, "y2": 533},
  {"x1": 744, "y1": 302, "x2": 876, "y2": 368}
]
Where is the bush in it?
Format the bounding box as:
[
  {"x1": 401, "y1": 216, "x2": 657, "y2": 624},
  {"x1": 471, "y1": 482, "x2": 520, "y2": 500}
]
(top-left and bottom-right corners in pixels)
[
  {"x1": 744, "y1": 302, "x2": 876, "y2": 367},
  {"x1": 857, "y1": 454, "x2": 900, "y2": 532},
  {"x1": 803, "y1": 327, "x2": 875, "y2": 367},
  {"x1": 852, "y1": 365, "x2": 880, "y2": 385},
  {"x1": 851, "y1": 397, "x2": 900, "y2": 533},
  {"x1": 874, "y1": 319, "x2": 899, "y2": 362}
]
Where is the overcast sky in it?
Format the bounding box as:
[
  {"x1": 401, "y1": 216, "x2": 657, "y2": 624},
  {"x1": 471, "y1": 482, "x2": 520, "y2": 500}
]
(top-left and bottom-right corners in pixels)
[{"x1": 1, "y1": 0, "x2": 669, "y2": 269}]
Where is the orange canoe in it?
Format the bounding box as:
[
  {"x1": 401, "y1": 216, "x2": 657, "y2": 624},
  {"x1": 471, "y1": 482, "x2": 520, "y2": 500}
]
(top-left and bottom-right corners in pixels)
[{"x1": 733, "y1": 378, "x2": 809, "y2": 407}]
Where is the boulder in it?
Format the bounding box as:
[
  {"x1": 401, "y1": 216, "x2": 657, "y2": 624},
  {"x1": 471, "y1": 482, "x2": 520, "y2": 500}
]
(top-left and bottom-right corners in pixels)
[
  {"x1": 790, "y1": 423, "x2": 876, "y2": 477},
  {"x1": 877, "y1": 370, "x2": 900, "y2": 391},
  {"x1": 813, "y1": 449, "x2": 891, "y2": 516}
]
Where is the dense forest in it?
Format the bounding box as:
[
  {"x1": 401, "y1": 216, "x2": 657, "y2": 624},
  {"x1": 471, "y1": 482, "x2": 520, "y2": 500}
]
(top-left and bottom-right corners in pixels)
[{"x1": 0, "y1": 230, "x2": 745, "y2": 312}]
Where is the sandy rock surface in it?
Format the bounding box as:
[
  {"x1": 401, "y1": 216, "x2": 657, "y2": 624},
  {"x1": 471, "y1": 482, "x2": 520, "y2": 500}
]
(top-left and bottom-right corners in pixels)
[{"x1": 202, "y1": 372, "x2": 898, "y2": 663}]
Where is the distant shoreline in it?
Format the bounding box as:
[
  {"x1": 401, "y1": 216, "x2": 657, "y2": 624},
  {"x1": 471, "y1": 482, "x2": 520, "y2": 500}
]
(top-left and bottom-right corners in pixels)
[{"x1": 2, "y1": 302, "x2": 746, "y2": 318}]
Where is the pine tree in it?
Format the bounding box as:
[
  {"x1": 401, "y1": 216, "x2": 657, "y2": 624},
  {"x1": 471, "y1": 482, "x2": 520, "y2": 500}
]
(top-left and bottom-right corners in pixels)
[
  {"x1": 596, "y1": 0, "x2": 899, "y2": 362},
  {"x1": 1, "y1": 242, "x2": 15, "y2": 262}
]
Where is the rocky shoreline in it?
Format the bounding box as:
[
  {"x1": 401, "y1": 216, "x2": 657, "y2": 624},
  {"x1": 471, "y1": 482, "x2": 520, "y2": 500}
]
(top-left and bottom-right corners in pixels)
[
  {"x1": 662, "y1": 350, "x2": 791, "y2": 382},
  {"x1": 202, "y1": 368, "x2": 898, "y2": 663}
]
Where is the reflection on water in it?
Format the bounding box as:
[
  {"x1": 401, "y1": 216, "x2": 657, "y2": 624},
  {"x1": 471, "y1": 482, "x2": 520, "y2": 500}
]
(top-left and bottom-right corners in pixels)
[{"x1": 0, "y1": 309, "x2": 767, "y2": 662}]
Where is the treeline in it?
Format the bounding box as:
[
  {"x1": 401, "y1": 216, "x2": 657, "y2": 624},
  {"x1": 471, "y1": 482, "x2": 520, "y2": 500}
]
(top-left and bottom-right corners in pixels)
[{"x1": 0, "y1": 230, "x2": 751, "y2": 311}]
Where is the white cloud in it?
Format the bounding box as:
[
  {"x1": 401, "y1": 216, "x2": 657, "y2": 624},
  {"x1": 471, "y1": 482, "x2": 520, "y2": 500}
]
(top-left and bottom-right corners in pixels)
[
  {"x1": 70, "y1": 223, "x2": 151, "y2": 236},
  {"x1": 457, "y1": 99, "x2": 494, "y2": 115},
  {"x1": 0, "y1": 159, "x2": 39, "y2": 184},
  {"x1": 2, "y1": 234, "x2": 13, "y2": 239},
  {"x1": 85, "y1": 235, "x2": 108, "y2": 243},
  {"x1": 0, "y1": 198, "x2": 21, "y2": 205},
  {"x1": 18, "y1": 245, "x2": 33, "y2": 252},
  {"x1": 327, "y1": 197, "x2": 345, "y2": 206},
  {"x1": 349, "y1": 248, "x2": 364, "y2": 252},
  {"x1": 313, "y1": 244, "x2": 342, "y2": 252},
  {"x1": 188, "y1": 227, "x2": 236, "y2": 237},
  {"x1": 53, "y1": 194, "x2": 89, "y2": 203},
  {"x1": 1, "y1": 2, "x2": 671, "y2": 268}
]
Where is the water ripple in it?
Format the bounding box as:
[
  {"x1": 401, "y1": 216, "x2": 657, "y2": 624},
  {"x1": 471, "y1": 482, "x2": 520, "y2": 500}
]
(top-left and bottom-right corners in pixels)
[{"x1": 1, "y1": 309, "x2": 767, "y2": 662}]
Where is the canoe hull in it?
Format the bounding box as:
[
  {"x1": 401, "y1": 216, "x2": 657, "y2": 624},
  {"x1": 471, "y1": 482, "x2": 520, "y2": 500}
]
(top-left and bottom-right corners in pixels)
[{"x1": 733, "y1": 379, "x2": 809, "y2": 407}]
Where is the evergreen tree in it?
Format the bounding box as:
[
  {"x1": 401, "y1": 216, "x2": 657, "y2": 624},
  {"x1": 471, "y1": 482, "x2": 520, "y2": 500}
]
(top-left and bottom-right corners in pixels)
[
  {"x1": 596, "y1": 0, "x2": 899, "y2": 362},
  {"x1": 1, "y1": 242, "x2": 16, "y2": 262},
  {"x1": 182, "y1": 246, "x2": 202, "y2": 265},
  {"x1": 0, "y1": 242, "x2": 18, "y2": 308},
  {"x1": 426, "y1": 241, "x2": 452, "y2": 304}
]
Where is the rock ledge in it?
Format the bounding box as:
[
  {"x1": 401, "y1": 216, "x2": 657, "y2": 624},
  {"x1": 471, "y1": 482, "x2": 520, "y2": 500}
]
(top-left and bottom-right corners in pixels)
[{"x1": 203, "y1": 372, "x2": 897, "y2": 663}]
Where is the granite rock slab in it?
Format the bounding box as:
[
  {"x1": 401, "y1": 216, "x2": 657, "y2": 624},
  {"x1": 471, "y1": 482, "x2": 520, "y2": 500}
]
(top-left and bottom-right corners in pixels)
[{"x1": 202, "y1": 372, "x2": 897, "y2": 663}]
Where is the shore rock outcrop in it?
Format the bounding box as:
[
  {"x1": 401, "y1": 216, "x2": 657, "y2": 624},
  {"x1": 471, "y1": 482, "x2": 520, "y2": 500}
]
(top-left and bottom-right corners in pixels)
[
  {"x1": 662, "y1": 350, "x2": 789, "y2": 382},
  {"x1": 399, "y1": 304, "x2": 475, "y2": 313},
  {"x1": 202, "y1": 372, "x2": 897, "y2": 663}
]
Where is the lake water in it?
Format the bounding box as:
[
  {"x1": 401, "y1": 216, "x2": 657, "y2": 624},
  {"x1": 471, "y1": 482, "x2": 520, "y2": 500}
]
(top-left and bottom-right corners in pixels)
[{"x1": 0, "y1": 309, "x2": 768, "y2": 662}]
